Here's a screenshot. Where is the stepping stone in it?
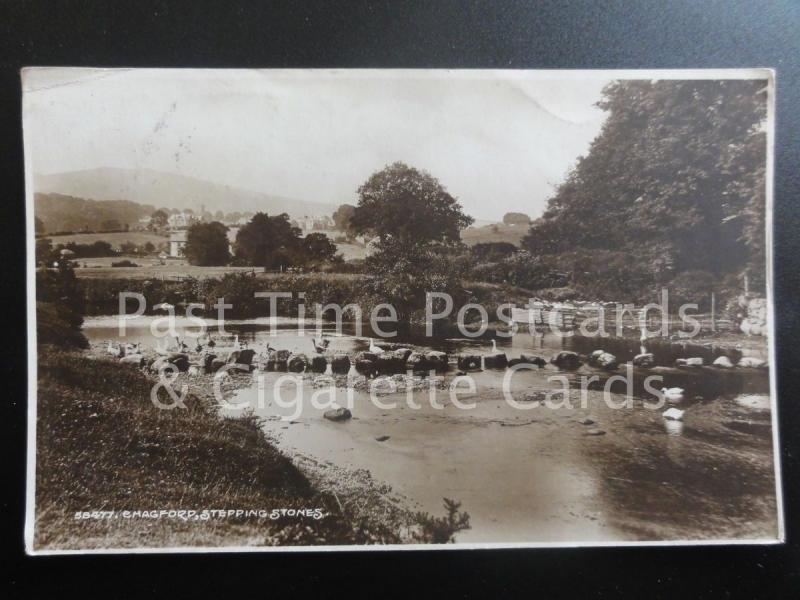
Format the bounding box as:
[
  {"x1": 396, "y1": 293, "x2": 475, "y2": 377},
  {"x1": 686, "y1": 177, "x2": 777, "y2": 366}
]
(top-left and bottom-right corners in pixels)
[
  {"x1": 577, "y1": 418, "x2": 595, "y2": 425},
  {"x1": 375, "y1": 435, "x2": 390, "y2": 442},
  {"x1": 585, "y1": 428, "x2": 606, "y2": 436}
]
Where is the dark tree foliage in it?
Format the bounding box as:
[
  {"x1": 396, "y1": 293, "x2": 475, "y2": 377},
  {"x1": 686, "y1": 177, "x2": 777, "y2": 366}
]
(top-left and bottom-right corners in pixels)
[
  {"x1": 36, "y1": 238, "x2": 54, "y2": 265},
  {"x1": 234, "y1": 212, "x2": 302, "y2": 269},
  {"x1": 471, "y1": 242, "x2": 518, "y2": 262},
  {"x1": 302, "y1": 232, "x2": 338, "y2": 264},
  {"x1": 51, "y1": 240, "x2": 117, "y2": 258},
  {"x1": 332, "y1": 203, "x2": 357, "y2": 238},
  {"x1": 184, "y1": 221, "x2": 231, "y2": 266},
  {"x1": 150, "y1": 209, "x2": 169, "y2": 229},
  {"x1": 523, "y1": 79, "x2": 768, "y2": 295},
  {"x1": 351, "y1": 162, "x2": 474, "y2": 247}
]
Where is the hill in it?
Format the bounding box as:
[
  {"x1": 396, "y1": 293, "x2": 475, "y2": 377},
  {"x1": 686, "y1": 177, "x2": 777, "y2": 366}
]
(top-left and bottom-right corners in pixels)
[
  {"x1": 34, "y1": 193, "x2": 155, "y2": 233},
  {"x1": 34, "y1": 167, "x2": 335, "y2": 220}
]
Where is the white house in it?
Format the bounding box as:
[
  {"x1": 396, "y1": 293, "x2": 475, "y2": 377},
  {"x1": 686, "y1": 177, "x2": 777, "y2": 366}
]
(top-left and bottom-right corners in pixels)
[
  {"x1": 167, "y1": 212, "x2": 196, "y2": 229},
  {"x1": 168, "y1": 230, "x2": 188, "y2": 257}
]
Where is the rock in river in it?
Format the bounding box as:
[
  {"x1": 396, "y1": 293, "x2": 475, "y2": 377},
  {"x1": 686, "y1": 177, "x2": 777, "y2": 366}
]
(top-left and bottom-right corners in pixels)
[
  {"x1": 632, "y1": 352, "x2": 655, "y2": 367},
  {"x1": 355, "y1": 357, "x2": 378, "y2": 377},
  {"x1": 588, "y1": 350, "x2": 618, "y2": 370},
  {"x1": 712, "y1": 355, "x2": 734, "y2": 369},
  {"x1": 288, "y1": 353, "x2": 309, "y2": 373},
  {"x1": 457, "y1": 354, "x2": 482, "y2": 371},
  {"x1": 323, "y1": 406, "x2": 352, "y2": 422},
  {"x1": 331, "y1": 353, "x2": 351, "y2": 374},
  {"x1": 675, "y1": 357, "x2": 704, "y2": 368},
  {"x1": 310, "y1": 355, "x2": 328, "y2": 373},
  {"x1": 519, "y1": 353, "x2": 547, "y2": 367},
  {"x1": 483, "y1": 352, "x2": 508, "y2": 369},
  {"x1": 738, "y1": 356, "x2": 767, "y2": 369},
  {"x1": 406, "y1": 352, "x2": 430, "y2": 372},
  {"x1": 425, "y1": 351, "x2": 449, "y2": 371},
  {"x1": 550, "y1": 351, "x2": 582, "y2": 370}
]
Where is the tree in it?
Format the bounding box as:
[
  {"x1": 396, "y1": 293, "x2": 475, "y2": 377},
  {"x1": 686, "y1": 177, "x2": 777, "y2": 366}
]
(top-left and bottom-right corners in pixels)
[
  {"x1": 184, "y1": 221, "x2": 231, "y2": 266},
  {"x1": 302, "y1": 232, "x2": 338, "y2": 264},
  {"x1": 150, "y1": 209, "x2": 169, "y2": 229},
  {"x1": 471, "y1": 242, "x2": 517, "y2": 261},
  {"x1": 351, "y1": 162, "x2": 474, "y2": 248},
  {"x1": 120, "y1": 241, "x2": 138, "y2": 254},
  {"x1": 101, "y1": 219, "x2": 122, "y2": 231},
  {"x1": 332, "y1": 204, "x2": 357, "y2": 239},
  {"x1": 36, "y1": 238, "x2": 54, "y2": 265},
  {"x1": 34, "y1": 216, "x2": 45, "y2": 234},
  {"x1": 234, "y1": 213, "x2": 302, "y2": 269},
  {"x1": 365, "y1": 237, "x2": 467, "y2": 326},
  {"x1": 522, "y1": 79, "x2": 768, "y2": 297},
  {"x1": 502, "y1": 212, "x2": 530, "y2": 226}
]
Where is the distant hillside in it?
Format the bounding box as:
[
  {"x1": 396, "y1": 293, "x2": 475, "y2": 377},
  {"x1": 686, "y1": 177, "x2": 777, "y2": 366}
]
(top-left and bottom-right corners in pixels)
[
  {"x1": 34, "y1": 193, "x2": 155, "y2": 233},
  {"x1": 35, "y1": 168, "x2": 334, "y2": 219},
  {"x1": 460, "y1": 222, "x2": 529, "y2": 246}
]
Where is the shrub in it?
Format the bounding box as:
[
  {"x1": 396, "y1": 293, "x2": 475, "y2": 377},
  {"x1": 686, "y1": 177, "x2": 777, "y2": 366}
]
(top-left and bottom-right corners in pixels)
[
  {"x1": 412, "y1": 498, "x2": 471, "y2": 543},
  {"x1": 36, "y1": 302, "x2": 87, "y2": 349}
]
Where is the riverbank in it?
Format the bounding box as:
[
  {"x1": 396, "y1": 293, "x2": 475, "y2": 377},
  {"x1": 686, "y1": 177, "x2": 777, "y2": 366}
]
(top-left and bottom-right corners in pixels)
[{"x1": 33, "y1": 345, "x2": 424, "y2": 550}]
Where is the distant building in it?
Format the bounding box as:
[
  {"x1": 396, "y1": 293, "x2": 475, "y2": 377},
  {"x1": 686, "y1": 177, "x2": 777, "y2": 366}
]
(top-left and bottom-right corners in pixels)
[
  {"x1": 227, "y1": 226, "x2": 239, "y2": 255},
  {"x1": 168, "y1": 212, "x2": 197, "y2": 229},
  {"x1": 168, "y1": 230, "x2": 188, "y2": 257}
]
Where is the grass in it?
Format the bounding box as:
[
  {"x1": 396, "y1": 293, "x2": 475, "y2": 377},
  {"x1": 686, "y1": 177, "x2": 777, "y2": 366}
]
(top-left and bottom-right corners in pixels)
[
  {"x1": 75, "y1": 263, "x2": 264, "y2": 280},
  {"x1": 33, "y1": 348, "x2": 398, "y2": 549},
  {"x1": 460, "y1": 223, "x2": 529, "y2": 246},
  {"x1": 42, "y1": 231, "x2": 168, "y2": 250},
  {"x1": 33, "y1": 345, "x2": 471, "y2": 549}
]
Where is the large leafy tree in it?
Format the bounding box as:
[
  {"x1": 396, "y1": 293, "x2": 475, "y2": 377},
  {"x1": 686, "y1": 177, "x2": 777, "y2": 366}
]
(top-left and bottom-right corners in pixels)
[
  {"x1": 184, "y1": 221, "x2": 230, "y2": 266},
  {"x1": 150, "y1": 209, "x2": 169, "y2": 230},
  {"x1": 302, "y1": 232, "x2": 338, "y2": 264},
  {"x1": 523, "y1": 79, "x2": 768, "y2": 292},
  {"x1": 351, "y1": 162, "x2": 474, "y2": 247},
  {"x1": 332, "y1": 204, "x2": 357, "y2": 239},
  {"x1": 352, "y1": 163, "x2": 473, "y2": 325},
  {"x1": 234, "y1": 212, "x2": 302, "y2": 269}
]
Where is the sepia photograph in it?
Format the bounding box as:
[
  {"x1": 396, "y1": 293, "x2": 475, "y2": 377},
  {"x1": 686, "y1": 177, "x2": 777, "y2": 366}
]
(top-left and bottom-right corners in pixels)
[{"x1": 23, "y1": 68, "x2": 781, "y2": 553}]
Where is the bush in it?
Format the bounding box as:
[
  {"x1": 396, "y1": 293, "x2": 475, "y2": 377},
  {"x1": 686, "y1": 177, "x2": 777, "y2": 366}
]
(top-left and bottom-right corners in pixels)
[
  {"x1": 36, "y1": 302, "x2": 88, "y2": 349},
  {"x1": 111, "y1": 259, "x2": 139, "y2": 267},
  {"x1": 412, "y1": 498, "x2": 470, "y2": 543}
]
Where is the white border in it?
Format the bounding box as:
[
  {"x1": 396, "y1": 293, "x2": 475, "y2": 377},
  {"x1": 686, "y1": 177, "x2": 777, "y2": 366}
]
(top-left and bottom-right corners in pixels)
[{"x1": 22, "y1": 68, "x2": 783, "y2": 555}]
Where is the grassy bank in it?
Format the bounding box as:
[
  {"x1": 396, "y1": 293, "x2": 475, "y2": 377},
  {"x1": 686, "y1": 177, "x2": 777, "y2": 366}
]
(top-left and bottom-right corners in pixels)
[
  {"x1": 78, "y1": 271, "x2": 531, "y2": 322},
  {"x1": 34, "y1": 347, "x2": 418, "y2": 549}
]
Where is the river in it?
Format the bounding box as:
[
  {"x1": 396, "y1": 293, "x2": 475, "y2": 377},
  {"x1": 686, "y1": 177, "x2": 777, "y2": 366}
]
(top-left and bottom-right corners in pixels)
[{"x1": 84, "y1": 316, "x2": 779, "y2": 544}]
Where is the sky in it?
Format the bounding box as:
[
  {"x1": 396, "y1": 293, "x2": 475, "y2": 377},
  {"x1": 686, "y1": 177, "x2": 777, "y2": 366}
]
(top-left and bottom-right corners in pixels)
[{"x1": 23, "y1": 69, "x2": 611, "y2": 221}]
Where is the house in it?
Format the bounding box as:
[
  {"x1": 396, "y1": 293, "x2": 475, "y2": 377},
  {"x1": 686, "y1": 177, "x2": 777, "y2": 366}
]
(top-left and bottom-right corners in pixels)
[
  {"x1": 168, "y1": 230, "x2": 188, "y2": 257},
  {"x1": 169, "y1": 225, "x2": 240, "y2": 259},
  {"x1": 167, "y1": 212, "x2": 196, "y2": 229}
]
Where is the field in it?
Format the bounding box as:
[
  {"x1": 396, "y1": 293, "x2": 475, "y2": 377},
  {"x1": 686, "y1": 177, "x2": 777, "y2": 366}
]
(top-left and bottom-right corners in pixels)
[
  {"x1": 75, "y1": 259, "x2": 362, "y2": 281},
  {"x1": 333, "y1": 241, "x2": 369, "y2": 261},
  {"x1": 42, "y1": 231, "x2": 168, "y2": 250},
  {"x1": 460, "y1": 223, "x2": 528, "y2": 246}
]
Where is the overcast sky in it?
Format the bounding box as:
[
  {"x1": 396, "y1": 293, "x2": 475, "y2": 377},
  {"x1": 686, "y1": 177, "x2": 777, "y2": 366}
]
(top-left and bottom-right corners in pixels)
[{"x1": 23, "y1": 69, "x2": 611, "y2": 221}]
